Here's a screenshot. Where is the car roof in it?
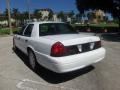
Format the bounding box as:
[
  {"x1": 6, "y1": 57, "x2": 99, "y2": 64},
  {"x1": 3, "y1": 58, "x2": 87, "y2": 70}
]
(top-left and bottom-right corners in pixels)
[{"x1": 28, "y1": 21, "x2": 65, "y2": 25}]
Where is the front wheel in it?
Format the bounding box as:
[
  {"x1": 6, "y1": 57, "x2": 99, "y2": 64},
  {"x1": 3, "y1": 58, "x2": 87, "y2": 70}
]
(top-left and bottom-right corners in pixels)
[
  {"x1": 13, "y1": 39, "x2": 17, "y2": 51},
  {"x1": 28, "y1": 50, "x2": 38, "y2": 71}
]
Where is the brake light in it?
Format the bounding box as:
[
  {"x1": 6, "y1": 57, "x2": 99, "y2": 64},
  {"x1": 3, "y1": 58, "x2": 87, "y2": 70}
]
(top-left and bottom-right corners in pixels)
[
  {"x1": 51, "y1": 42, "x2": 67, "y2": 57},
  {"x1": 95, "y1": 41, "x2": 101, "y2": 48}
]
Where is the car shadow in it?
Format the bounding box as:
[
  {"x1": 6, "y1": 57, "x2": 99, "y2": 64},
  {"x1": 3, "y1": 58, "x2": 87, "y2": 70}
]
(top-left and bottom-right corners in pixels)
[
  {"x1": 101, "y1": 33, "x2": 120, "y2": 42},
  {"x1": 13, "y1": 48, "x2": 95, "y2": 84}
]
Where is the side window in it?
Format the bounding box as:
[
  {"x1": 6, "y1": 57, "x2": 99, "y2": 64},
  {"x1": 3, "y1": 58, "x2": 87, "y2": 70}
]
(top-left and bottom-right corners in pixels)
[
  {"x1": 19, "y1": 25, "x2": 27, "y2": 35},
  {"x1": 24, "y1": 24, "x2": 34, "y2": 37},
  {"x1": 39, "y1": 24, "x2": 49, "y2": 36},
  {"x1": 39, "y1": 24, "x2": 56, "y2": 36}
]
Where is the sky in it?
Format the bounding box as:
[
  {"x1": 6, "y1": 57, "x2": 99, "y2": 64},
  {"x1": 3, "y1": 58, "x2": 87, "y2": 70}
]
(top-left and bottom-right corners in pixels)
[
  {"x1": 0, "y1": 0, "x2": 113, "y2": 20},
  {"x1": 0, "y1": 0, "x2": 78, "y2": 13}
]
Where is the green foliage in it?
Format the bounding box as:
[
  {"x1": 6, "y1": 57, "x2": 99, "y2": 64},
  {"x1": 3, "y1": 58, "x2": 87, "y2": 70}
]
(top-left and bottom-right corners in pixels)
[
  {"x1": 0, "y1": 29, "x2": 10, "y2": 35},
  {"x1": 73, "y1": 23, "x2": 119, "y2": 33},
  {"x1": 3, "y1": 8, "x2": 8, "y2": 16},
  {"x1": 12, "y1": 8, "x2": 20, "y2": 20},
  {"x1": 73, "y1": 23, "x2": 119, "y2": 27},
  {"x1": 34, "y1": 9, "x2": 42, "y2": 20},
  {"x1": 48, "y1": 11, "x2": 54, "y2": 20},
  {"x1": 22, "y1": 11, "x2": 29, "y2": 20},
  {"x1": 57, "y1": 11, "x2": 66, "y2": 21},
  {"x1": 0, "y1": 28, "x2": 20, "y2": 35},
  {"x1": 68, "y1": 11, "x2": 75, "y2": 18},
  {"x1": 76, "y1": 0, "x2": 120, "y2": 18},
  {"x1": 89, "y1": 23, "x2": 119, "y2": 27},
  {"x1": 3, "y1": 8, "x2": 8, "y2": 20}
]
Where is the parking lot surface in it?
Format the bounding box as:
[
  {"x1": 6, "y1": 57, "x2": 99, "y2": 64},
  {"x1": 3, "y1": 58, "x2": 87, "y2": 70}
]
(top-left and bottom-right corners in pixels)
[{"x1": 0, "y1": 36, "x2": 120, "y2": 90}]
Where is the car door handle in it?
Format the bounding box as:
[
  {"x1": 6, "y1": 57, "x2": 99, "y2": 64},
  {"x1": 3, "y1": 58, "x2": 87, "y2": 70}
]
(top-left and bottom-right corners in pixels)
[
  {"x1": 25, "y1": 39, "x2": 28, "y2": 42},
  {"x1": 18, "y1": 37, "x2": 21, "y2": 40}
]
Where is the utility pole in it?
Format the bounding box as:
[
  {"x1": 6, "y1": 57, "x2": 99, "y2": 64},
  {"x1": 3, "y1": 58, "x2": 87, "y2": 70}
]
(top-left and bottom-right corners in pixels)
[
  {"x1": 6, "y1": 0, "x2": 12, "y2": 35},
  {"x1": 27, "y1": 0, "x2": 31, "y2": 20}
]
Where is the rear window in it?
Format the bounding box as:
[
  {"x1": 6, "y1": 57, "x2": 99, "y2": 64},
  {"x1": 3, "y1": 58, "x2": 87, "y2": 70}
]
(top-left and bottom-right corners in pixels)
[{"x1": 39, "y1": 23, "x2": 77, "y2": 36}]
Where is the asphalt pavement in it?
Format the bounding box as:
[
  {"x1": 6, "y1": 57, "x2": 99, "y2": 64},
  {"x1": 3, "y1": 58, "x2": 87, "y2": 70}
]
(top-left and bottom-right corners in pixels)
[{"x1": 0, "y1": 36, "x2": 120, "y2": 90}]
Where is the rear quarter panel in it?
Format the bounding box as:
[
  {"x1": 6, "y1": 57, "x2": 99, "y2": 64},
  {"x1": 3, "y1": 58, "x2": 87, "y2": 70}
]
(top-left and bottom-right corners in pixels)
[{"x1": 29, "y1": 37, "x2": 55, "y2": 56}]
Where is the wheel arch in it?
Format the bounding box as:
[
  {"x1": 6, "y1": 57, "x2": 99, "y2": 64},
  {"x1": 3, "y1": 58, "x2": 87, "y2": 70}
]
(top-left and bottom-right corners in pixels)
[{"x1": 27, "y1": 45, "x2": 35, "y2": 55}]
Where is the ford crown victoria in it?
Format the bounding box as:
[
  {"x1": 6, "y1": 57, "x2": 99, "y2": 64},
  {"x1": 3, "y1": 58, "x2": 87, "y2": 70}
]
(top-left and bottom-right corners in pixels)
[{"x1": 13, "y1": 22, "x2": 106, "y2": 73}]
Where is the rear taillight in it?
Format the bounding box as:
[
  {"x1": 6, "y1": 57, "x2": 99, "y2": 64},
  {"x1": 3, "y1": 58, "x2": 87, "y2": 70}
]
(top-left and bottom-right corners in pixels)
[
  {"x1": 51, "y1": 42, "x2": 67, "y2": 57},
  {"x1": 95, "y1": 41, "x2": 101, "y2": 49},
  {"x1": 51, "y1": 41, "x2": 102, "y2": 57}
]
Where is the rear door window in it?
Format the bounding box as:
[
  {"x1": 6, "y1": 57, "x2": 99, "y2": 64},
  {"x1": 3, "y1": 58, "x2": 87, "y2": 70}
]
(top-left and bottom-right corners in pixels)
[
  {"x1": 23, "y1": 24, "x2": 34, "y2": 37},
  {"x1": 18, "y1": 25, "x2": 27, "y2": 35}
]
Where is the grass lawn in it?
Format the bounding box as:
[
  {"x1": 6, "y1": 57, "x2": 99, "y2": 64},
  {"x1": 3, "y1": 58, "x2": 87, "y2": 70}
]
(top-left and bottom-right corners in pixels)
[
  {"x1": 89, "y1": 23, "x2": 119, "y2": 27},
  {"x1": 0, "y1": 28, "x2": 20, "y2": 36},
  {"x1": 73, "y1": 23, "x2": 119, "y2": 28},
  {"x1": 73, "y1": 23, "x2": 119, "y2": 33}
]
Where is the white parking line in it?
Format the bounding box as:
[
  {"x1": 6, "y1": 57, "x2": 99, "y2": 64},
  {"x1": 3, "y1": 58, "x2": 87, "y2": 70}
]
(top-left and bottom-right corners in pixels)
[
  {"x1": 16, "y1": 79, "x2": 80, "y2": 90},
  {"x1": 16, "y1": 80, "x2": 37, "y2": 90}
]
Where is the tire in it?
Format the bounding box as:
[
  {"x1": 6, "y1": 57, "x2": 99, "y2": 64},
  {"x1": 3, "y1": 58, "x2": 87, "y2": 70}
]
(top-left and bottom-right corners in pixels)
[
  {"x1": 28, "y1": 49, "x2": 38, "y2": 71},
  {"x1": 13, "y1": 39, "x2": 17, "y2": 51}
]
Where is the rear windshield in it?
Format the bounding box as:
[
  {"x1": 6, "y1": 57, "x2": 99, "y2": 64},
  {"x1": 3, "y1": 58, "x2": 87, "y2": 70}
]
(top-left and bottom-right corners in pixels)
[{"x1": 39, "y1": 23, "x2": 77, "y2": 36}]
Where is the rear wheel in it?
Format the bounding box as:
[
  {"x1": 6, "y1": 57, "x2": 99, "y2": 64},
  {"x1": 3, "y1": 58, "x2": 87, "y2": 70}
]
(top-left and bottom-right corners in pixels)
[{"x1": 28, "y1": 49, "x2": 38, "y2": 71}]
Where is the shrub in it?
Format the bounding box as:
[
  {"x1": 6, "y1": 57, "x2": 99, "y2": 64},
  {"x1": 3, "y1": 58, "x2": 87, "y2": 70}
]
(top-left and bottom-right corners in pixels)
[
  {"x1": 0, "y1": 28, "x2": 20, "y2": 35},
  {"x1": 0, "y1": 29, "x2": 10, "y2": 35}
]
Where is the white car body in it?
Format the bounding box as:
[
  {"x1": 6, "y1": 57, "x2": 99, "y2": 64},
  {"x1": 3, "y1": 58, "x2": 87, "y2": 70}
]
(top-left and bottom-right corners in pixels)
[{"x1": 13, "y1": 21, "x2": 106, "y2": 73}]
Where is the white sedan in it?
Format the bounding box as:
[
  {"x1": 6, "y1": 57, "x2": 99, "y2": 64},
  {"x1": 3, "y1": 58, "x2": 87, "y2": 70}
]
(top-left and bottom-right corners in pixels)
[{"x1": 13, "y1": 21, "x2": 106, "y2": 73}]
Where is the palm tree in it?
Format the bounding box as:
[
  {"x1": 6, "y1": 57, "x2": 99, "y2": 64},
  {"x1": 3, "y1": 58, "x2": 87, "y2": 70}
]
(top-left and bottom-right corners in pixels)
[
  {"x1": 34, "y1": 9, "x2": 42, "y2": 21},
  {"x1": 48, "y1": 11, "x2": 54, "y2": 20},
  {"x1": 6, "y1": 0, "x2": 12, "y2": 35},
  {"x1": 3, "y1": 9, "x2": 8, "y2": 20},
  {"x1": 23, "y1": 11, "x2": 29, "y2": 20},
  {"x1": 57, "y1": 11, "x2": 65, "y2": 21}
]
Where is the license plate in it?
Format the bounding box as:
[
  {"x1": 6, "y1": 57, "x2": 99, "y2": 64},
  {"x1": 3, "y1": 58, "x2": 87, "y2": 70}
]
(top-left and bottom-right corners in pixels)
[
  {"x1": 77, "y1": 45, "x2": 82, "y2": 52},
  {"x1": 90, "y1": 42, "x2": 95, "y2": 50}
]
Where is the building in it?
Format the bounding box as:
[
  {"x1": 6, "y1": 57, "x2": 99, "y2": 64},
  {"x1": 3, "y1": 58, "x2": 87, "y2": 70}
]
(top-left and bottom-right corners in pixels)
[
  {"x1": 88, "y1": 9, "x2": 105, "y2": 23},
  {"x1": 37, "y1": 8, "x2": 52, "y2": 21},
  {"x1": 34, "y1": 9, "x2": 73, "y2": 23},
  {"x1": 0, "y1": 15, "x2": 15, "y2": 27}
]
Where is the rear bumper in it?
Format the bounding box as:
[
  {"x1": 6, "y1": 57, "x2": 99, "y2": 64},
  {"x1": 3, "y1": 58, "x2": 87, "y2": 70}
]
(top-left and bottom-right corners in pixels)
[{"x1": 35, "y1": 47, "x2": 106, "y2": 73}]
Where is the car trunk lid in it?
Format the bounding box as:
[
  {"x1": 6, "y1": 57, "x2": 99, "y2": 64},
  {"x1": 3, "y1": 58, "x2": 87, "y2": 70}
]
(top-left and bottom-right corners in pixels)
[{"x1": 42, "y1": 34, "x2": 100, "y2": 46}]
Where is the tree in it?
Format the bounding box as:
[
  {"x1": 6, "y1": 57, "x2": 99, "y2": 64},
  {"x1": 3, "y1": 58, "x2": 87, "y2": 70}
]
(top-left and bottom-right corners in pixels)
[
  {"x1": 57, "y1": 11, "x2": 65, "y2": 21},
  {"x1": 34, "y1": 9, "x2": 42, "y2": 21},
  {"x1": 22, "y1": 11, "x2": 29, "y2": 20},
  {"x1": 0, "y1": 15, "x2": 5, "y2": 21},
  {"x1": 87, "y1": 12, "x2": 96, "y2": 22},
  {"x1": 76, "y1": 0, "x2": 120, "y2": 19},
  {"x1": 104, "y1": 16, "x2": 109, "y2": 22},
  {"x1": 12, "y1": 8, "x2": 20, "y2": 19},
  {"x1": 12, "y1": 8, "x2": 20, "y2": 26},
  {"x1": 68, "y1": 11, "x2": 74, "y2": 18},
  {"x1": 48, "y1": 10, "x2": 54, "y2": 20},
  {"x1": 6, "y1": 0, "x2": 12, "y2": 35},
  {"x1": 3, "y1": 9, "x2": 8, "y2": 20},
  {"x1": 87, "y1": 10, "x2": 106, "y2": 23},
  {"x1": 76, "y1": 13, "x2": 83, "y2": 22}
]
